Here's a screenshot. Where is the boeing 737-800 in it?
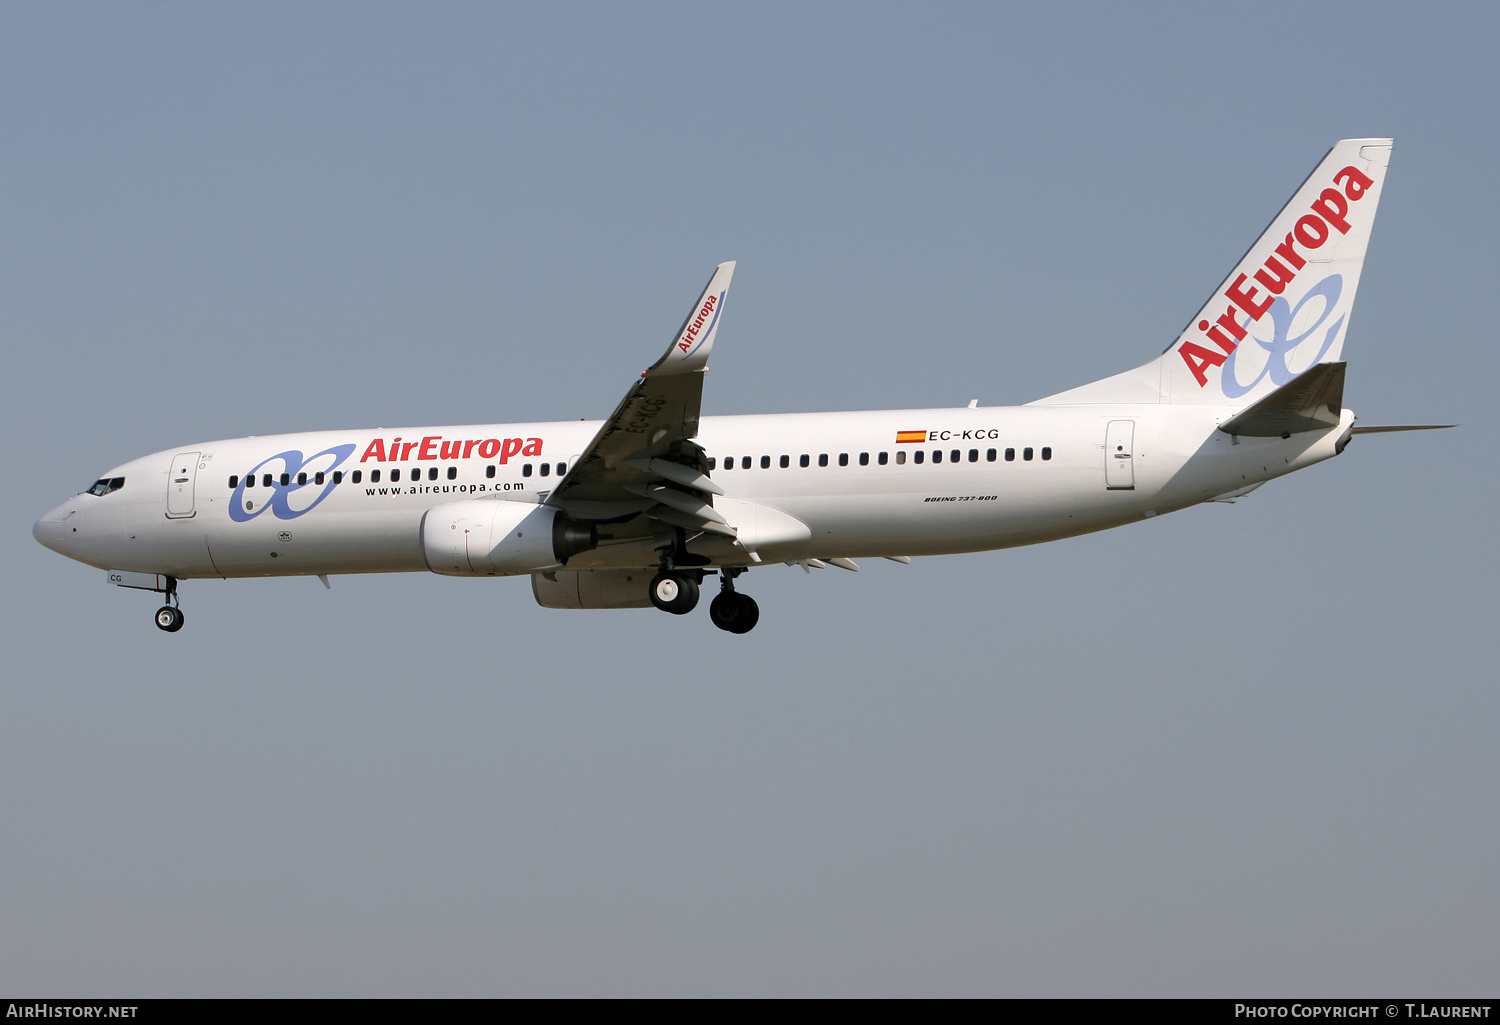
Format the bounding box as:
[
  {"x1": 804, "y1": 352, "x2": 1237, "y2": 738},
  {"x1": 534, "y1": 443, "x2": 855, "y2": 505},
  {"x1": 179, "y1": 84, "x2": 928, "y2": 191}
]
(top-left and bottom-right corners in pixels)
[{"x1": 33, "y1": 138, "x2": 1442, "y2": 634}]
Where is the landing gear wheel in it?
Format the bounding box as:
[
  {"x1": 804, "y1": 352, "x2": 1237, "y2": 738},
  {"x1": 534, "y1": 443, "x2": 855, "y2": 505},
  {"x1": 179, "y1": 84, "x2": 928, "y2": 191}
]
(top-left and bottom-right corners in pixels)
[
  {"x1": 649, "y1": 571, "x2": 699, "y2": 615},
  {"x1": 709, "y1": 592, "x2": 759, "y2": 634},
  {"x1": 154, "y1": 605, "x2": 184, "y2": 632}
]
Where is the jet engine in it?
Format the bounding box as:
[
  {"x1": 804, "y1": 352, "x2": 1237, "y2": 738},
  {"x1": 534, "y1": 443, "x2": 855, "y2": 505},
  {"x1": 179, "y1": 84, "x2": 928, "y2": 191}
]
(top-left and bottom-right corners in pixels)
[
  {"x1": 532, "y1": 569, "x2": 654, "y2": 609},
  {"x1": 421, "y1": 500, "x2": 597, "y2": 577}
]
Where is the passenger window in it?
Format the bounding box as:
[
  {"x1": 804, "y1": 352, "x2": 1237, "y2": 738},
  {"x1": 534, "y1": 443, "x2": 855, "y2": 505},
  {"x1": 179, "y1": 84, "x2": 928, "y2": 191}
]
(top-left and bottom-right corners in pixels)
[
  {"x1": 914, "y1": 451, "x2": 924, "y2": 464},
  {"x1": 878, "y1": 452, "x2": 888, "y2": 465},
  {"x1": 1005, "y1": 448, "x2": 1015, "y2": 462},
  {"x1": 838, "y1": 453, "x2": 848, "y2": 466},
  {"x1": 315, "y1": 471, "x2": 326, "y2": 485},
  {"x1": 743, "y1": 456, "x2": 752, "y2": 470},
  {"x1": 721, "y1": 457, "x2": 731, "y2": 470},
  {"x1": 779, "y1": 455, "x2": 789, "y2": 468},
  {"x1": 987, "y1": 448, "x2": 996, "y2": 462},
  {"x1": 279, "y1": 473, "x2": 290, "y2": 486},
  {"x1": 485, "y1": 465, "x2": 495, "y2": 478},
  {"x1": 1024, "y1": 447, "x2": 1034, "y2": 461},
  {"x1": 229, "y1": 475, "x2": 239, "y2": 488},
  {"x1": 428, "y1": 466, "x2": 438, "y2": 481},
  {"x1": 817, "y1": 454, "x2": 827, "y2": 467},
  {"x1": 447, "y1": 466, "x2": 457, "y2": 480},
  {"x1": 1041, "y1": 447, "x2": 1052, "y2": 461},
  {"x1": 800, "y1": 454, "x2": 810, "y2": 468},
  {"x1": 350, "y1": 470, "x2": 360, "y2": 484},
  {"x1": 931, "y1": 450, "x2": 940, "y2": 463},
  {"x1": 950, "y1": 449, "x2": 960, "y2": 463},
  {"x1": 263, "y1": 474, "x2": 273, "y2": 487},
  {"x1": 297, "y1": 472, "x2": 308, "y2": 486},
  {"x1": 523, "y1": 464, "x2": 533, "y2": 477},
  {"x1": 966, "y1": 449, "x2": 976, "y2": 462},
  {"x1": 760, "y1": 456, "x2": 770, "y2": 469},
  {"x1": 392, "y1": 469, "x2": 402, "y2": 482},
  {"x1": 331, "y1": 471, "x2": 341, "y2": 484},
  {"x1": 557, "y1": 463, "x2": 567, "y2": 475},
  {"x1": 539, "y1": 462, "x2": 550, "y2": 477},
  {"x1": 708, "y1": 457, "x2": 717, "y2": 470},
  {"x1": 370, "y1": 469, "x2": 380, "y2": 483},
  {"x1": 859, "y1": 452, "x2": 869, "y2": 466},
  {"x1": 895, "y1": 451, "x2": 906, "y2": 465},
  {"x1": 245, "y1": 474, "x2": 255, "y2": 488}
]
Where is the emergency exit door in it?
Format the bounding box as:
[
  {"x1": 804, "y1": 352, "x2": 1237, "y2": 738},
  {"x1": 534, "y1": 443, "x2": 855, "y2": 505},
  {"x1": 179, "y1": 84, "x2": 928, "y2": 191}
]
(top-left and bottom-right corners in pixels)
[
  {"x1": 166, "y1": 451, "x2": 201, "y2": 518},
  {"x1": 1105, "y1": 421, "x2": 1134, "y2": 490}
]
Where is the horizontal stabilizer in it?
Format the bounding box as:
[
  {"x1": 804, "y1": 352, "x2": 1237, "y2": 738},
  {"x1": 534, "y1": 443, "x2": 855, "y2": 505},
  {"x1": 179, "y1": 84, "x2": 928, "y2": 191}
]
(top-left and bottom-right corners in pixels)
[
  {"x1": 1219, "y1": 362, "x2": 1345, "y2": 437},
  {"x1": 1350, "y1": 423, "x2": 1457, "y2": 434}
]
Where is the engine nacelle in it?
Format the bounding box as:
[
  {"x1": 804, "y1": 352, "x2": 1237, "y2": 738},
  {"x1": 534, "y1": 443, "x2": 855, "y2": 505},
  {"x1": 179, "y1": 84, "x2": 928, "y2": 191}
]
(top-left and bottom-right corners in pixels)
[
  {"x1": 532, "y1": 569, "x2": 653, "y2": 609},
  {"x1": 422, "y1": 500, "x2": 597, "y2": 577}
]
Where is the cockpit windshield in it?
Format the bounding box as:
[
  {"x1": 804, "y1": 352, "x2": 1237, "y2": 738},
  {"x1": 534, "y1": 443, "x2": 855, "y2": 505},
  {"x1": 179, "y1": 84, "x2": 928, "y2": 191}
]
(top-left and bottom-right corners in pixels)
[{"x1": 86, "y1": 477, "x2": 125, "y2": 497}]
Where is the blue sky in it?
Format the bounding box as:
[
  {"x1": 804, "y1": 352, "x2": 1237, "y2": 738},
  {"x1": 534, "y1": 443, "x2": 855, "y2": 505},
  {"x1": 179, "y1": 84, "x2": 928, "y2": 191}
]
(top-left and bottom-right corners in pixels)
[{"x1": 2, "y1": 2, "x2": 1496, "y2": 995}]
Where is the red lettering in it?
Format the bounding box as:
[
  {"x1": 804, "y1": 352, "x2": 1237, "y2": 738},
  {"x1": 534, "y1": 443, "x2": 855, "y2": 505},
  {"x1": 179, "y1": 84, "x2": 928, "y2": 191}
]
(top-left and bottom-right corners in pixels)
[
  {"x1": 1275, "y1": 234, "x2": 1307, "y2": 271},
  {"x1": 401, "y1": 442, "x2": 419, "y2": 460},
  {"x1": 359, "y1": 439, "x2": 386, "y2": 463},
  {"x1": 1309, "y1": 188, "x2": 1351, "y2": 234},
  {"x1": 478, "y1": 439, "x2": 501, "y2": 460},
  {"x1": 1225, "y1": 273, "x2": 1273, "y2": 321},
  {"x1": 522, "y1": 438, "x2": 544, "y2": 457},
  {"x1": 462, "y1": 439, "x2": 479, "y2": 458},
  {"x1": 440, "y1": 440, "x2": 462, "y2": 459},
  {"x1": 1215, "y1": 307, "x2": 1248, "y2": 342},
  {"x1": 1253, "y1": 255, "x2": 1298, "y2": 296},
  {"x1": 1294, "y1": 214, "x2": 1330, "y2": 250},
  {"x1": 1198, "y1": 321, "x2": 1239, "y2": 355},
  {"x1": 418, "y1": 436, "x2": 441, "y2": 460},
  {"x1": 1178, "y1": 342, "x2": 1228, "y2": 387},
  {"x1": 1334, "y1": 165, "x2": 1374, "y2": 201},
  {"x1": 499, "y1": 438, "x2": 522, "y2": 464}
]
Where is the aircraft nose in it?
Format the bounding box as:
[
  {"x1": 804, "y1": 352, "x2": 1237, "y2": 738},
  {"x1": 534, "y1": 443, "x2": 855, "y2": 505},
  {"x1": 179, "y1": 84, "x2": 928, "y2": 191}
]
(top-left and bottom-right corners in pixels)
[{"x1": 32, "y1": 501, "x2": 75, "y2": 556}]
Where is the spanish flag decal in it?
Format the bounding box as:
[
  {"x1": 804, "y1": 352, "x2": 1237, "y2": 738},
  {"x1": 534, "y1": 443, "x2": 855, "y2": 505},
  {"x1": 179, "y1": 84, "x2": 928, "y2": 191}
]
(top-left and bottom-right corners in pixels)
[{"x1": 895, "y1": 430, "x2": 926, "y2": 444}]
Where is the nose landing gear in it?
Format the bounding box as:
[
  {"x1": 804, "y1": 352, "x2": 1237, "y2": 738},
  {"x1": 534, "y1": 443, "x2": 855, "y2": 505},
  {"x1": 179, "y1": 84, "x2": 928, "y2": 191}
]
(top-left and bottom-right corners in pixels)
[
  {"x1": 154, "y1": 604, "x2": 185, "y2": 632},
  {"x1": 152, "y1": 577, "x2": 184, "y2": 632}
]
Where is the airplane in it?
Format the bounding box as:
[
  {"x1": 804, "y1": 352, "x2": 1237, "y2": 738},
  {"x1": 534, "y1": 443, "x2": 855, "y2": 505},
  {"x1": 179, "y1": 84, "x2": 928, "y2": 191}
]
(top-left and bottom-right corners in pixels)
[{"x1": 33, "y1": 137, "x2": 1448, "y2": 634}]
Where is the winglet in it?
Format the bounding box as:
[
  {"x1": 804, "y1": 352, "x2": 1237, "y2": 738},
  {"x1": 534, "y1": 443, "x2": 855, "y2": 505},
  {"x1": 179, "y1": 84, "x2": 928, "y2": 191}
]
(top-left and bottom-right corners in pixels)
[{"x1": 650, "y1": 261, "x2": 735, "y2": 376}]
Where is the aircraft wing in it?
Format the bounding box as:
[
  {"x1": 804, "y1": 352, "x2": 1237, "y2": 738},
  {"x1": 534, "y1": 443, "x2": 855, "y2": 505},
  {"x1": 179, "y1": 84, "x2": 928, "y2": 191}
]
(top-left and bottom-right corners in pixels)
[{"x1": 545, "y1": 262, "x2": 736, "y2": 536}]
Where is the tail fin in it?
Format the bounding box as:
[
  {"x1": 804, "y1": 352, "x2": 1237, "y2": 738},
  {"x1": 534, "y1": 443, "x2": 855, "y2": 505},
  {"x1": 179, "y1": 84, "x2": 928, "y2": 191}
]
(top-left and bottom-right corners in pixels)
[{"x1": 1033, "y1": 139, "x2": 1393, "y2": 406}]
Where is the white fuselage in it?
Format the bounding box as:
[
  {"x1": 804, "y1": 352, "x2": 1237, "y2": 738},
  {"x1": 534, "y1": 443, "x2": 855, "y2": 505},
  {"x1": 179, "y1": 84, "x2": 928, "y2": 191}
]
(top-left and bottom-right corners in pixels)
[{"x1": 33, "y1": 403, "x2": 1354, "y2": 580}]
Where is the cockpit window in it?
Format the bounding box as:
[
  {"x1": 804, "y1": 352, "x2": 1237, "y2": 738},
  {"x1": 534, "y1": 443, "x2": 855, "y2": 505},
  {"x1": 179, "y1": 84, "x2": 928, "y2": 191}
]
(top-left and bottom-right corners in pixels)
[{"x1": 86, "y1": 477, "x2": 125, "y2": 497}]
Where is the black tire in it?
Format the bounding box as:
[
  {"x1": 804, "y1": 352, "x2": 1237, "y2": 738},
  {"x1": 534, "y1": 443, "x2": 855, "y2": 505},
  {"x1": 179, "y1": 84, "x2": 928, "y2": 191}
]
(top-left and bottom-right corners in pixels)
[
  {"x1": 155, "y1": 605, "x2": 184, "y2": 632},
  {"x1": 709, "y1": 592, "x2": 739, "y2": 631},
  {"x1": 729, "y1": 593, "x2": 759, "y2": 634},
  {"x1": 710, "y1": 592, "x2": 759, "y2": 633},
  {"x1": 649, "y1": 572, "x2": 699, "y2": 615}
]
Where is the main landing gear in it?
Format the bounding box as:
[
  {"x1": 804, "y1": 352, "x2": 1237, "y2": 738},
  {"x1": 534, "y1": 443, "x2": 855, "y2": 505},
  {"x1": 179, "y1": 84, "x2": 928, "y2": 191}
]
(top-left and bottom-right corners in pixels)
[
  {"x1": 648, "y1": 569, "x2": 700, "y2": 615},
  {"x1": 648, "y1": 553, "x2": 760, "y2": 633},
  {"x1": 709, "y1": 569, "x2": 759, "y2": 635}
]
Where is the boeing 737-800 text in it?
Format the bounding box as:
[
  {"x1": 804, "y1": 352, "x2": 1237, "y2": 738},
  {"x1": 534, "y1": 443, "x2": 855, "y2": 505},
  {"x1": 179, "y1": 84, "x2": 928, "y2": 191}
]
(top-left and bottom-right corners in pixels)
[{"x1": 34, "y1": 139, "x2": 1443, "y2": 634}]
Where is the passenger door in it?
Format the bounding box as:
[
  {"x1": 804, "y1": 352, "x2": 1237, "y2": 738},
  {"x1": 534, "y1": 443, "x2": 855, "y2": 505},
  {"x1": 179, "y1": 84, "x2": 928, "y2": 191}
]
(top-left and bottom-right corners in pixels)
[
  {"x1": 1104, "y1": 422, "x2": 1134, "y2": 490},
  {"x1": 166, "y1": 451, "x2": 201, "y2": 518}
]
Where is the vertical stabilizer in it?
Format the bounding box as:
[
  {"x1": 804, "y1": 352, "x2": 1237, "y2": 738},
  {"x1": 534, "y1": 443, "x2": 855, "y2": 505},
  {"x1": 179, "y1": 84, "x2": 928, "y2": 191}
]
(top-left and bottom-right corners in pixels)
[{"x1": 1033, "y1": 139, "x2": 1392, "y2": 406}]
